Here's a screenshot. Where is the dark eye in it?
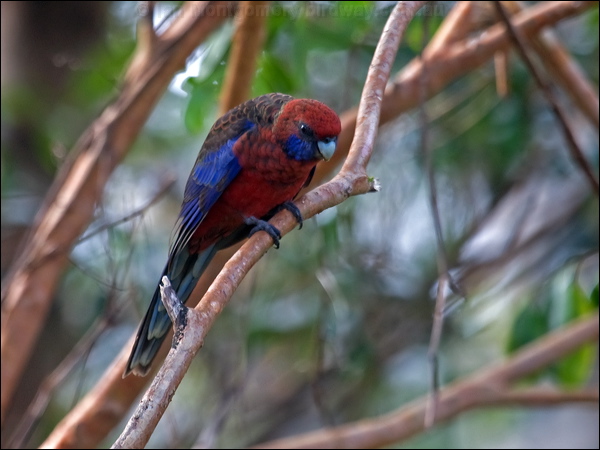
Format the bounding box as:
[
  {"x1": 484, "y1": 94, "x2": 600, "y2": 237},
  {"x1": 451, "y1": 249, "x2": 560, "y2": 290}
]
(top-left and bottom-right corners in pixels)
[{"x1": 299, "y1": 123, "x2": 314, "y2": 138}]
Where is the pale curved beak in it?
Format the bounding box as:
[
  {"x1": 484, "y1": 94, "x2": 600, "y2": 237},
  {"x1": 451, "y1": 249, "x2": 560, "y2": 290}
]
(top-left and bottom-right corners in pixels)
[{"x1": 317, "y1": 137, "x2": 337, "y2": 161}]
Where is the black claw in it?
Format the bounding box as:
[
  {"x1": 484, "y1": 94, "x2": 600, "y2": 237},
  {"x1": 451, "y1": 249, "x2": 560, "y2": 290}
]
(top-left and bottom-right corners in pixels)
[
  {"x1": 277, "y1": 201, "x2": 304, "y2": 229},
  {"x1": 245, "y1": 217, "x2": 282, "y2": 248}
]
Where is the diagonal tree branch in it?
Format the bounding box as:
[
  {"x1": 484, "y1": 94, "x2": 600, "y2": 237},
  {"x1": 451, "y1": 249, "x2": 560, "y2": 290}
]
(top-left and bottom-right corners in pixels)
[
  {"x1": 425, "y1": 1, "x2": 477, "y2": 55},
  {"x1": 475, "y1": 387, "x2": 599, "y2": 406},
  {"x1": 505, "y1": 1, "x2": 599, "y2": 128},
  {"x1": 530, "y1": 28, "x2": 600, "y2": 128}
]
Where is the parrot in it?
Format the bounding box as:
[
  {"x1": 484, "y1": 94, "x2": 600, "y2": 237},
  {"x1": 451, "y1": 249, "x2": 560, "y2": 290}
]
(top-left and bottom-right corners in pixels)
[{"x1": 124, "y1": 93, "x2": 341, "y2": 376}]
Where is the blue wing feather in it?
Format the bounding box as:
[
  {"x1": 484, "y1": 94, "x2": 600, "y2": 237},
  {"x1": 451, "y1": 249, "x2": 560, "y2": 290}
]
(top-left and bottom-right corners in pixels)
[{"x1": 168, "y1": 124, "x2": 252, "y2": 260}]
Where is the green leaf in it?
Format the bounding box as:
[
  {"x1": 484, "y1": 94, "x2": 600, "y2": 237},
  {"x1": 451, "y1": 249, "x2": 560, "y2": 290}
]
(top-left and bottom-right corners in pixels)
[
  {"x1": 551, "y1": 281, "x2": 597, "y2": 387},
  {"x1": 506, "y1": 300, "x2": 549, "y2": 353},
  {"x1": 196, "y1": 22, "x2": 234, "y2": 81},
  {"x1": 181, "y1": 22, "x2": 234, "y2": 134},
  {"x1": 185, "y1": 82, "x2": 218, "y2": 134},
  {"x1": 183, "y1": 59, "x2": 226, "y2": 134},
  {"x1": 552, "y1": 281, "x2": 596, "y2": 328},
  {"x1": 252, "y1": 53, "x2": 297, "y2": 97},
  {"x1": 404, "y1": 14, "x2": 444, "y2": 54},
  {"x1": 591, "y1": 283, "x2": 599, "y2": 308},
  {"x1": 553, "y1": 341, "x2": 596, "y2": 388}
]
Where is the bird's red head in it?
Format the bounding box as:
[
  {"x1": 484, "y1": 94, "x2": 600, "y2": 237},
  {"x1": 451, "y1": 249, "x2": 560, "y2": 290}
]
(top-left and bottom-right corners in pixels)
[{"x1": 273, "y1": 99, "x2": 342, "y2": 162}]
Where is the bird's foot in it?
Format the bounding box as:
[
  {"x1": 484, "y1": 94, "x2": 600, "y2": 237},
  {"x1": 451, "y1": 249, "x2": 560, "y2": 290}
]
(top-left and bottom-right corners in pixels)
[
  {"x1": 245, "y1": 217, "x2": 282, "y2": 249},
  {"x1": 272, "y1": 201, "x2": 303, "y2": 229}
]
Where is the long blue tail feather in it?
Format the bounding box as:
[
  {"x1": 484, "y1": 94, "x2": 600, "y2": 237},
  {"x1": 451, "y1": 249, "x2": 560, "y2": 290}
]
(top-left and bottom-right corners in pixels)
[{"x1": 124, "y1": 244, "x2": 218, "y2": 377}]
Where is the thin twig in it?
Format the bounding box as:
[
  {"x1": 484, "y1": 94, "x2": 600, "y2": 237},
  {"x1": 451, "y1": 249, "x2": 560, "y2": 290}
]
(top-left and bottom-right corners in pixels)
[
  {"x1": 424, "y1": 274, "x2": 449, "y2": 428},
  {"x1": 493, "y1": 1, "x2": 599, "y2": 194},
  {"x1": 419, "y1": 11, "x2": 446, "y2": 428},
  {"x1": 342, "y1": 2, "x2": 428, "y2": 175},
  {"x1": 477, "y1": 387, "x2": 599, "y2": 406},
  {"x1": 420, "y1": 13, "x2": 466, "y2": 424},
  {"x1": 192, "y1": 387, "x2": 241, "y2": 448},
  {"x1": 78, "y1": 175, "x2": 175, "y2": 243},
  {"x1": 530, "y1": 32, "x2": 600, "y2": 128},
  {"x1": 159, "y1": 276, "x2": 185, "y2": 325},
  {"x1": 505, "y1": 0, "x2": 599, "y2": 128},
  {"x1": 494, "y1": 50, "x2": 510, "y2": 97}
]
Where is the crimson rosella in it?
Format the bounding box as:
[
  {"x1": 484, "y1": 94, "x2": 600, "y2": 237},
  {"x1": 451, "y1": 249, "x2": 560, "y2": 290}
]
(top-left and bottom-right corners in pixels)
[{"x1": 124, "y1": 93, "x2": 341, "y2": 376}]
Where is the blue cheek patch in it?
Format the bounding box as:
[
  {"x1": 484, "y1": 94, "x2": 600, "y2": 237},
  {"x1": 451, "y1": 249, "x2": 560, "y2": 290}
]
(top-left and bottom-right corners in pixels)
[{"x1": 285, "y1": 135, "x2": 315, "y2": 161}]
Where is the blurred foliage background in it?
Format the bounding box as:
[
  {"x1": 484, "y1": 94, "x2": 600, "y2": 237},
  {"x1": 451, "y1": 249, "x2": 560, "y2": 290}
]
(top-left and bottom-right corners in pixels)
[{"x1": 1, "y1": 1, "x2": 598, "y2": 448}]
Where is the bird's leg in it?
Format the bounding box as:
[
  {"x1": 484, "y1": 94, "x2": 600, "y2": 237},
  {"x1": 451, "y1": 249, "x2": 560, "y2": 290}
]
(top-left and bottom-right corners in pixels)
[
  {"x1": 271, "y1": 201, "x2": 303, "y2": 229},
  {"x1": 245, "y1": 216, "x2": 282, "y2": 249}
]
